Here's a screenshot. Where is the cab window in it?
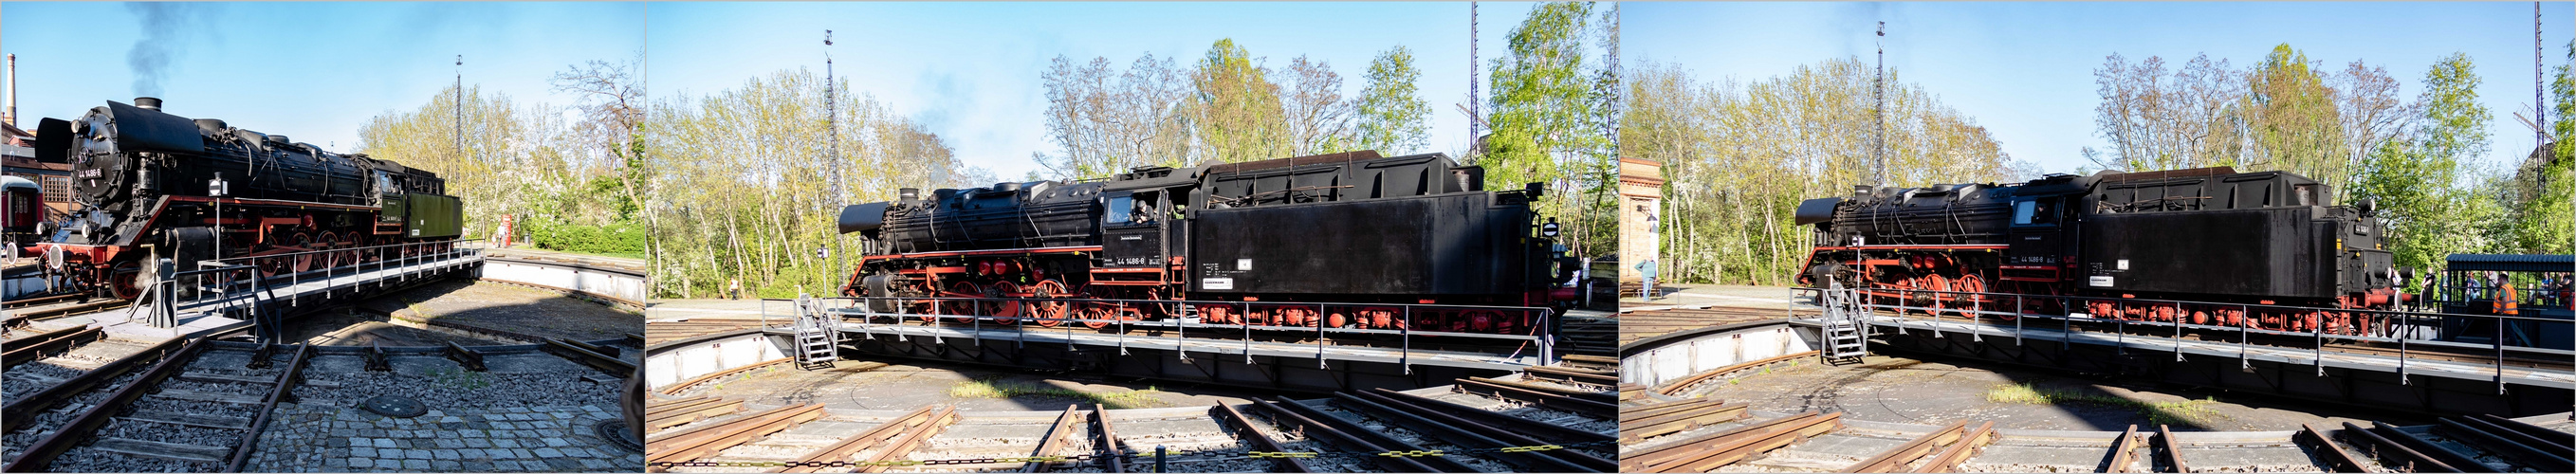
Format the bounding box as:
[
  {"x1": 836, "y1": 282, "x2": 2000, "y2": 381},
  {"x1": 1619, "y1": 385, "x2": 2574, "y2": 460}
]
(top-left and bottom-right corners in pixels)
[
  {"x1": 1105, "y1": 195, "x2": 1132, "y2": 225},
  {"x1": 2013, "y1": 199, "x2": 2057, "y2": 226}
]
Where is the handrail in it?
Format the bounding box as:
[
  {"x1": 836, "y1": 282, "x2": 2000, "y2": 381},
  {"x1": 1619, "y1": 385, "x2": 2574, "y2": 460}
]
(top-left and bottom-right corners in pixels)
[{"x1": 1792, "y1": 283, "x2": 2574, "y2": 393}]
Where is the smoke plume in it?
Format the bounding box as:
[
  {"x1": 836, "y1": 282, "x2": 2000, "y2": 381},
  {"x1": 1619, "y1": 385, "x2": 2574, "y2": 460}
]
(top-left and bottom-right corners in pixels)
[{"x1": 125, "y1": 2, "x2": 201, "y2": 98}]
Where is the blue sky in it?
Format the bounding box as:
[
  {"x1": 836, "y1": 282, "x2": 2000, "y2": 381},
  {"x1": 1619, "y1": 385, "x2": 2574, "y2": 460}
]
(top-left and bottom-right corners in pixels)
[
  {"x1": 2, "y1": 2, "x2": 643, "y2": 153},
  {"x1": 1626, "y1": 2, "x2": 2573, "y2": 175},
  {"x1": 649, "y1": 2, "x2": 1544, "y2": 178}
]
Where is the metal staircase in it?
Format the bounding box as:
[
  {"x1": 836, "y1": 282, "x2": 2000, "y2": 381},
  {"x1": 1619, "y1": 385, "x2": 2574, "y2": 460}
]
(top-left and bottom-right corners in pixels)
[
  {"x1": 792, "y1": 296, "x2": 840, "y2": 371},
  {"x1": 1820, "y1": 282, "x2": 1870, "y2": 365}
]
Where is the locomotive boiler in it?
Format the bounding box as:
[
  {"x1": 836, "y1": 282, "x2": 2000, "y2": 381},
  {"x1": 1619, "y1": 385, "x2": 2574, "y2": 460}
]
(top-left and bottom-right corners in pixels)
[
  {"x1": 837, "y1": 151, "x2": 1575, "y2": 335},
  {"x1": 1794, "y1": 167, "x2": 2404, "y2": 334},
  {"x1": 23, "y1": 98, "x2": 464, "y2": 299}
]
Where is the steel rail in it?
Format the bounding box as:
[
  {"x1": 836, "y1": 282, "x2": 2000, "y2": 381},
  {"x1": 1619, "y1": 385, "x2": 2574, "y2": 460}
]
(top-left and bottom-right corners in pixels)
[
  {"x1": 225, "y1": 343, "x2": 313, "y2": 472},
  {"x1": 772, "y1": 404, "x2": 941, "y2": 474},
  {"x1": 2438, "y1": 417, "x2": 2571, "y2": 471},
  {"x1": 542, "y1": 337, "x2": 636, "y2": 376},
  {"x1": 1208, "y1": 402, "x2": 1304, "y2": 473},
  {"x1": 646, "y1": 398, "x2": 746, "y2": 433},
  {"x1": 1020, "y1": 405, "x2": 1083, "y2": 472},
  {"x1": 2, "y1": 325, "x2": 101, "y2": 368},
  {"x1": 1334, "y1": 391, "x2": 1607, "y2": 472},
  {"x1": 1363, "y1": 388, "x2": 1613, "y2": 445},
  {"x1": 2337, "y1": 421, "x2": 2460, "y2": 473},
  {"x1": 1618, "y1": 401, "x2": 1751, "y2": 442},
  {"x1": 2102, "y1": 425, "x2": 2142, "y2": 473},
  {"x1": 1624, "y1": 411, "x2": 1843, "y2": 473},
  {"x1": 2472, "y1": 413, "x2": 2574, "y2": 450},
  {"x1": 1557, "y1": 354, "x2": 1618, "y2": 370},
  {"x1": 3, "y1": 337, "x2": 212, "y2": 472},
  {"x1": 0, "y1": 335, "x2": 186, "y2": 434},
  {"x1": 2296, "y1": 424, "x2": 2369, "y2": 473},
  {"x1": 1619, "y1": 397, "x2": 1720, "y2": 420},
  {"x1": 1, "y1": 299, "x2": 130, "y2": 326},
  {"x1": 1522, "y1": 365, "x2": 1617, "y2": 386},
  {"x1": 2364, "y1": 422, "x2": 2496, "y2": 473},
  {"x1": 1653, "y1": 351, "x2": 1818, "y2": 396},
  {"x1": 1847, "y1": 419, "x2": 1973, "y2": 473},
  {"x1": 1456, "y1": 377, "x2": 1616, "y2": 416},
  {"x1": 644, "y1": 403, "x2": 828, "y2": 465},
  {"x1": 1909, "y1": 420, "x2": 1996, "y2": 473},
  {"x1": 3, "y1": 292, "x2": 84, "y2": 308},
  {"x1": 1252, "y1": 397, "x2": 1456, "y2": 472},
  {"x1": 1093, "y1": 404, "x2": 1129, "y2": 473},
  {"x1": 655, "y1": 357, "x2": 791, "y2": 395},
  {"x1": 2152, "y1": 424, "x2": 2189, "y2": 474},
  {"x1": 855, "y1": 405, "x2": 958, "y2": 473}
]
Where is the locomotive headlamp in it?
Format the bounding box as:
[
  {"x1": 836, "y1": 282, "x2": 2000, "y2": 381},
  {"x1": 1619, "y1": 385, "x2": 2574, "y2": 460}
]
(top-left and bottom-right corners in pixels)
[{"x1": 1541, "y1": 218, "x2": 1560, "y2": 237}]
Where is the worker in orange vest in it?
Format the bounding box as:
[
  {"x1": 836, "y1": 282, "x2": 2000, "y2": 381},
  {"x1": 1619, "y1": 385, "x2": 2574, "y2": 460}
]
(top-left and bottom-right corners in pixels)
[{"x1": 2490, "y1": 272, "x2": 2518, "y2": 317}]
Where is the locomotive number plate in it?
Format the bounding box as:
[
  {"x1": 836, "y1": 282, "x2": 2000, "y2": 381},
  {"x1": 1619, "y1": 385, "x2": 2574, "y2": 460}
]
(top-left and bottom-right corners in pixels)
[
  {"x1": 1202, "y1": 278, "x2": 1234, "y2": 290},
  {"x1": 2089, "y1": 276, "x2": 2114, "y2": 287}
]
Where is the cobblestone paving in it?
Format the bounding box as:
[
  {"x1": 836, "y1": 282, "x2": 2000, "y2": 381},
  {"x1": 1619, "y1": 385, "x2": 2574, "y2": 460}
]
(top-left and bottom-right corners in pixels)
[{"x1": 247, "y1": 404, "x2": 639, "y2": 472}]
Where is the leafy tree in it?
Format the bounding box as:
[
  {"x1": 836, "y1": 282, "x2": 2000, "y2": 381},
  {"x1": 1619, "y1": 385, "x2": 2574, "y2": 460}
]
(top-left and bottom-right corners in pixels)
[
  {"x1": 2512, "y1": 40, "x2": 2574, "y2": 254},
  {"x1": 1487, "y1": 2, "x2": 1614, "y2": 256},
  {"x1": 1354, "y1": 46, "x2": 1430, "y2": 155},
  {"x1": 2354, "y1": 53, "x2": 2495, "y2": 271},
  {"x1": 647, "y1": 68, "x2": 975, "y2": 298},
  {"x1": 2243, "y1": 45, "x2": 2351, "y2": 193},
  {"x1": 1628, "y1": 59, "x2": 2027, "y2": 284},
  {"x1": 1189, "y1": 39, "x2": 1290, "y2": 164}
]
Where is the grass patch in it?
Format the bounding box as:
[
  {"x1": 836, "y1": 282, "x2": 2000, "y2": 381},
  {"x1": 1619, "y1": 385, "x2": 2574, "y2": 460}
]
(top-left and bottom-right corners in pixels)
[
  {"x1": 426, "y1": 367, "x2": 491, "y2": 390},
  {"x1": 948, "y1": 378, "x2": 1170, "y2": 409},
  {"x1": 1985, "y1": 383, "x2": 2221, "y2": 426}
]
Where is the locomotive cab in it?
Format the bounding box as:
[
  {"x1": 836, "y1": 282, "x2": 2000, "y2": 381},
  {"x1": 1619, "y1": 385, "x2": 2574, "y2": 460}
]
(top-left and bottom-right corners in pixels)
[
  {"x1": 1098, "y1": 190, "x2": 1167, "y2": 268},
  {"x1": 374, "y1": 170, "x2": 409, "y2": 235}
]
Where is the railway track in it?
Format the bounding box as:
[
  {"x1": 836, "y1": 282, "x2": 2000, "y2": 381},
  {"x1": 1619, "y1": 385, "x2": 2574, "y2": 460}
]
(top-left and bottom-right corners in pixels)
[
  {"x1": 646, "y1": 369, "x2": 1618, "y2": 473},
  {"x1": 1618, "y1": 393, "x2": 2576, "y2": 473},
  {"x1": 2, "y1": 298, "x2": 133, "y2": 330},
  {"x1": 1617, "y1": 306, "x2": 1800, "y2": 345},
  {"x1": 2, "y1": 335, "x2": 643, "y2": 472}
]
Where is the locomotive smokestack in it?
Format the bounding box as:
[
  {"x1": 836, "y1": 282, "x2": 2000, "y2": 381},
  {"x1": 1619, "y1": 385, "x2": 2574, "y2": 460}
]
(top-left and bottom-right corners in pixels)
[{"x1": 135, "y1": 97, "x2": 163, "y2": 111}]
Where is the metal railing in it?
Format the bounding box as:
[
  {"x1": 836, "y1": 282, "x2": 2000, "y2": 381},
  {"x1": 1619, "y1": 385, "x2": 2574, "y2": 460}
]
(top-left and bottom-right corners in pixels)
[
  {"x1": 1791, "y1": 284, "x2": 2575, "y2": 392},
  {"x1": 129, "y1": 239, "x2": 481, "y2": 338},
  {"x1": 762, "y1": 295, "x2": 1561, "y2": 369}
]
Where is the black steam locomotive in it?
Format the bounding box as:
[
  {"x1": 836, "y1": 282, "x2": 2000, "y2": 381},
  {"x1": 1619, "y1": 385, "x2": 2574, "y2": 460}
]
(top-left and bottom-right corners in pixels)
[
  {"x1": 837, "y1": 151, "x2": 1575, "y2": 334},
  {"x1": 1794, "y1": 167, "x2": 2404, "y2": 334},
  {"x1": 24, "y1": 98, "x2": 464, "y2": 299}
]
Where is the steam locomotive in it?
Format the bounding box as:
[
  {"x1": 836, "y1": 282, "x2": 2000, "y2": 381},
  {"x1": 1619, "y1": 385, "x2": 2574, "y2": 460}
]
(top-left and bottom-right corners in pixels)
[
  {"x1": 1794, "y1": 167, "x2": 2405, "y2": 334},
  {"x1": 22, "y1": 98, "x2": 464, "y2": 299},
  {"x1": 837, "y1": 151, "x2": 1575, "y2": 334}
]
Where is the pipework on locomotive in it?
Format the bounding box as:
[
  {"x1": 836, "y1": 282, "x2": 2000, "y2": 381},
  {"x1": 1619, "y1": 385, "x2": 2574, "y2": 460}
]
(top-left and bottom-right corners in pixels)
[{"x1": 833, "y1": 150, "x2": 1579, "y2": 335}]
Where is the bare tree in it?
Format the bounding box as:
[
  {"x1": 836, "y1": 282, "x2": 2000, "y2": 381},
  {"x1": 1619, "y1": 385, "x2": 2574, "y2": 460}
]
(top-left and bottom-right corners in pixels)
[{"x1": 1280, "y1": 55, "x2": 1353, "y2": 155}]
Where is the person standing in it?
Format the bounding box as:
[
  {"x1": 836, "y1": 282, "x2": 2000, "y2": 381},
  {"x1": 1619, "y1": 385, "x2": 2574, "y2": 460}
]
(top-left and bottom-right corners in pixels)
[
  {"x1": 2492, "y1": 272, "x2": 2519, "y2": 318},
  {"x1": 1635, "y1": 259, "x2": 1658, "y2": 301}
]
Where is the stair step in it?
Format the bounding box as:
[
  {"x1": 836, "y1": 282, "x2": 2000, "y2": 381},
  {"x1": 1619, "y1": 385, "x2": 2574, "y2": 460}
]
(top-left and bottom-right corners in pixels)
[{"x1": 91, "y1": 437, "x2": 231, "y2": 464}]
